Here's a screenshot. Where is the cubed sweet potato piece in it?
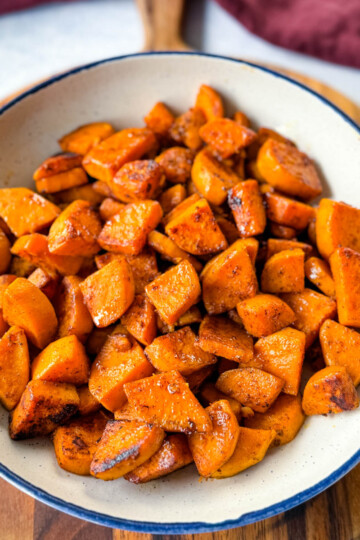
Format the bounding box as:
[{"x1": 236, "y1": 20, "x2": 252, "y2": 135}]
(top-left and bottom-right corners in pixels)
[
  {"x1": 216, "y1": 217, "x2": 239, "y2": 244},
  {"x1": 189, "y1": 400, "x2": 240, "y2": 477},
  {"x1": 191, "y1": 148, "x2": 240, "y2": 206},
  {"x1": 82, "y1": 128, "x2": 157, "y2": 182},
  {"x1": 90, "y1": 419, "x2": 165, "y2": 480},
  {"x1": 281, "y1": 288, "x2": 337, "y2": 348},
  {"x1": 86, "y1": 325, "x2": 115, "y2": 356},
  {"x1": 302, "y1": 366, "x2": 359, "y2": 415},
  {"x1": 198, "y1": 315, "x2": 253, "y2": 363},
  {"x1": 316, "y1": 199, "x2": 360, "y2": 259},
  {"x1": 92, "y1": 180, "x2": 114, "y2": 198},
  {"x1": 34, "y1": 153, "x2": 84, "y2": 181},
  {"x1": 261, "y1": 249, "x2": 305, "y2": 294},
  {"x1": 36, "y1": 168, "x2": 88, "y2": 194},
  {"x1": 159, "y1": 184, "x2": 187, "y2": 214},
  {"x1": 78, "y1": 385, "x2": 101, "y2": 416},
  {"x1": 199, "y1": 119, "x2": 256, "y2": 159},
  {"x1": 9, "y1": 380, "x2": 79, "y2": 439},
  {"x1": 9, "y1": 257, "x2": 41, "y2": 280},
  {"x1": 257, "y1": 139, "x2": 322, "y2": 200},
  {"x1": 237, "y1": 294, "x2": 295, "y2": 338},
  {"x1": 99, "y1": 198, "x2": 125, "y2": 221},
  {"x1": 156, "y1": 147, "x2": 194, "y2": 184},
  {"x1": 124, "y1": 370, "x2": 212, "y2": 434},
  {"x1": 80, "y1": 259, "x2": 134, "y2": 328},
  {"x1": 145, "y1": 260, "x2": 201, "y2": 325},
  {"x1": 144, "y1": 102, "x2": 175, "y2": 136},
  {"x1": 199, "y1": 382, "x2": 242, "y2": 420},
  {"x1": 0, "y1": 231, "x2": 11, "y2": 274},
  {"x1": 233, "y1": 111, "x2": 251, "y2": 127},
  {"x1": 89, "y1": 331, "x2": 153, "y2": 411},
  {"x1": 216, "y1": 367, "x2": 284, "y2": 412},
  {"x1": 145, "y1": 326, "x2": 216, "y2": 376},
  {"x1": 264, "y1": 191, "x2": 315, "y2": 230},
  {"x1": 0, "y1": 326, "x2": 29, "y2": 410},
  {"x1": 55, "y1": 275, "x2": 93, "y2": 342},
  {"x1": 28, "y1": 268, "x2": 59, "y2": 300},
  {"x1": 305, "y1": 257, "x2": 335, "y2": 297},
  {"x1": 201, "y1": 240, "x2": 258, "y2": 314},
  {"x1": 0, "y1": 275, "x2": 16, "y2": 338},
  {"x1": 53, "y1": 411, "x2": 108, "y2": 475},
  {"x1": 244, "y1": 393, "x2": 305, "y2": 446},
  {"x1": 228, "y1": 180, "x2": 266, "y2": 237},
  {"x1": 169, "y1": 108, "x2": 206, "y2": 151},
  {"x1": 59, "y1": 122, "x2": 115, "y2": 155},
  {"x1": 266, "y1": 238, "x2": 313, "y2": 260},
  {"x1": 3, "y1": 278, "x2": 57, "y2": 348},
  {"x1": 55, "y1": 183, "x2": 105, "y2": 206},
  {"x1": 121, "y1": 295, "x2": 157, "y2": 346},
  {"x1": 98, "y1": 200, "x2": 162, "y2": 255},
  {"x1": 165, "y1": 197, "x2": 227, "y2": 256},
  {"x1": 195, "y1": 84, "x2": 224, "y2": 121},
  {"x1": 176, "y1": 305, "x2": 202, "y2": 326},
  {"x1": 148, "y1": 230, "x2": 202, "y2": 272},
  {"x1": 31, "y1": 335, "x2": 90, "y2": 385},
  {"x1": 253, "y1": 327, "x2": 306, "y2": 395},
  {"x1": 0, "y1": 188, "x2": 60, "y2": 237},
  {"x1": 330, "y1": 247, "x2": 360, "y2": 327},
  {"x1": 320, "y1": 319, "x2": 360, "y2": 386},
  {"x1": 186, "y1": 364, "x2": 215, "y2": 393},
  {"x1": 269, "y1": 222, "x2": 297, "y2": 240},
  {"x1": 108, "y1": 160, "x2": 165, "y2": 203},
  {"x1": 125, "y1": 433, "x2": 193, "y2": 483},
  {"x1": 11, "y1": 234, "x2": 83, "y2": 276},
  {"x1": 48, "y1": 200, "x2": 102, "y2": 257},
  {"x1": 210, "y1": 426, "x2": 276, "y2": 478},
  {"x1": 163, "y1": 193, "x2": 200, "y2": 226}
]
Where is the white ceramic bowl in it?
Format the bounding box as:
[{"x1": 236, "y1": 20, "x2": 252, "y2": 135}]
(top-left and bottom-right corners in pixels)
[{"x1": 0, "y1": 52, "x2": 359, "y2": 534}]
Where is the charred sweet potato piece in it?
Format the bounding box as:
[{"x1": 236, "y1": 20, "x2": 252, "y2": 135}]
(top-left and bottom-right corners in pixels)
[
  {"x1": 186, "y1": 364, "x2": 215, "y2": 393},
  {"x1": 237, "y1": 294, "x2": 295, "y2": 338},
  {"x1": 316, "y1": 199, "x2": 360, "y2": 259},
  {"x1": 86, "y1": 325, "x2": 116, "y2": 356},
  {"x1": 90, "y1": 419, "x2": 165, "y2": 480},
  {"x1": 244, "y1": 393, "x2": 305, "y2": 446},
  {"x1": 9, "y1": 380, "x2": 79, "y2": 439},
  {"x1": 0, "y1": 327, "x2": 29, "y2": 410},
  {"x1": 0, "y1": 275, "x2": 16, "y2": 338},
  {"x1": 330, "y1": 247, "x2": 360, "y2": 327},
  {"x1": 99, "y1": 198, "x2": 125, "y2": 221},
  {"x1": 28, "y1": 268, "x2": 59, "y2": 300},
  {"x1": 125, "y1": 433, "x2": 193, "y2": 483},
  {"x1": 147, "y1": 230, "x2": 202, "y2": 272},
  {"x1": 256, "y1": 139, "x2": 322, "y2": 200},
  {"x1": 264, "y1": 191, "x2": 315, "y2": 230},
  {"x1": 266, "y1": 238, "x2": 313, "y2": 260},
  {"x1": 159, "y1": 184, "x2": 187, "y2": 214},
  {"x1": 35, "y1": 168, "x2": 88, "y2": 194},
  {"x1": 31, "y1": 335, "x2": 90, "y2": 385},
  {"x1": 0, "y1": 231, "x2": 11, "y2": 274},
  {"x1": 144, "y1": 102, "x2": 175, "y2": 136},
  {"x1": 145, "y1": 326, "x2": 216, "y2": 376},
  {"x1": 55, "y1": 276, "x2": 93, "y2": 342},
  {"x1": 59, "y1": 122, "x2": 115, "y2": 155},
  {"x1": 233, "y1": 111, "x2": 251, "y2": 127},
  {"x1": 199, "y1": 119, "x2": 256, "y2": 159},
  {"x1": 216, "y1": 217, "x2": 239, "y2": 244},
  {"x1": 195, "y1": 84, "x2": 224, "y2": 121},
  {"x1": 55, "y1": 183, "x2": 105, "y2": 206},
  {"x1": 98, "y1": 200, "x2": 162, "y2": 255},
  {"x1": 320, "y1": 319, "x2": 360, "y2": 386},
  {"x1": 145, "y1": 260, "x2": 201, "y2": 325},
  {"x1": 198, "y1": 315, "x2": 253, "y2": 363},
  {"x1": 124, "y1": 370, "x2": 212, "y2": 434},
  {"x1": 216, "y1": 367, "x2": 284, "y2": 412},
  {"x1": 82, "y1": 128, "x2": 157, "y2": 182},
  {"x1": 165, "y1": 197, "x2": 227, "y2": 256},
  {"x1": 48, "y1": 200, "x2": 102, "y2": 257},
  {"x1": 176, "y1": 305, "x2": 202, "y2": 326},
  {"x1": 253, "y1": 327, "x2": 306, "y2": 395},
  {"x1": 169, "y1": 108, "x2": 206, "y2": 151},
  {"x1": 261, "y1": 249, "x2": 305, "y2": 294},
  {"x1": 218, "y1": 358, "x2": 240, "y2": 375},
  {"x1": 33, "y1": 152, "x2": 83, "y2": 181},
  {"x1": 269, "y1": 222, "x2": 297, "y2": 240},
  {"x1": 108, "y1": 160, "x2": 165, "y2": 203},
  {"x1": 3, "y1": 278, "x2": 57, "y2": 349},
  {"x1": 92, "y1": 180, "x2": 114, "y2": 198},
  {"x1": 80, "y1": 259, "x2": 134, "y2": 328},
  {"x1": 156, "y1": 147, "x2": 194, "y2": 184},
  {"x1": 201, "y1": 240, "x2": 258, "y2": 314},
  {"x1": 302, "y1": 366, "x2": 359, "y2": 415},
  {"x1": 11, "y1": 233, "x2": 83, "y2": 276},
  {"x1": 0, "y1": 188, "x2": 60, "y2": 237},
  {"x1": 305, "y1": 257, "x2": 335, "y2": 297},
  {"x1": 89, "y1": 331, "x2": 153, "y2": 412},
  {"x1": 53, "y1": 411, "x2": 108, "y2": 475},
  {"x1": 210, "y1": 426, "x2": 276, "y2": 478},
  {"x1": 281, "y1": 288, "x2": 337, "y2": 348},
  {"x1": 191, "y1": 148, "x2": 240, "y2": 206},
  {"x1": 78, "y1": 385, "x2": 101, "y2": 416},
  {"x1": 121, "y1": 295, "x2": 157, "y2": 346},
  {"x1": 228, "y1": 180, "x2": 266, "y2": 237},
  {"x1": 189, "y1": 400, "x2": 240, "y2": 477},
  {"x1": 199, "y1": 382, "x2": 242, "y2": 420},
  {"x1": 163, "y1": 193, "x2": 200, "y2": 226}
]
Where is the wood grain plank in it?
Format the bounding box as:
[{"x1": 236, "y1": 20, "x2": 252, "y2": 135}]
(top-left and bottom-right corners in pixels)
[
  {"x1": 113, "y1": 531, "x2": 152, "y2": 540},
  {"x1": 305, "y1": 491, "x2": 331, "y2": 540},
  {"x1": 0, "y1": 478, "x2": 34, "y2": 540},
  {"x1": 345, "y1": 464, "x2": 360, "y2": 539}
]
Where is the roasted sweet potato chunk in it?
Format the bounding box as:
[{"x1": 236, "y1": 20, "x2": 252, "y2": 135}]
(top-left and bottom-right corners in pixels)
[
  {"x1": 188, "y1": 400, "x2": 240, "y2": 477},
  {"x1": 176, "y1": 305, "x2": 202, "y2": 326},
  {"x1": 199, "y1": 315, "x2": 253, "y2": 363},
  {"x1": 125, "y1": 434, "x2": 193, "y2": 483},
  {"x1": 266, "y1": 238, "x2": 313, "y2": 260},
  {"x1": 55, "y1": 183, "x2": 106, "y2": 206},
  {"x1": 121, "y1": 295, "x2": 157, "y2": 346},
  {"x1": 145, "y1": 326, "x2": 216, "y2": 376},
  {"x1": 163, "y1": 193, "x2": 200, "y2": 226},
  {"x1": 108, "y1": 160, "x2": 165, "y2": 203},
  {"x1": 199, "y1": 382, "x2": 242, "y2": 420},
  {"x1": 302, "y1": 366, "x2": 359, "y2": 415},
  {"x1": 148, "y1": 230, "x2": 202, "y2": 272},
  {"x1": 33, "y1": 153, "x2": 83, "y2": 181},
  {"x1": 320, "y1": 319, "x2": 360, "y2": 386},
  {"x1": 0, "y1": 231, "x2": 11, "y2": 274},
  {"x1": 269, "y1": 222, "x2": 297, "y2": 240},
  {"x1": 0, "y1": 327, "x2": 29, "y2": 410},
  {"x1": 261, "y1": 249, "x2": 305, "y2": 294},
  {"x1": 124, "y1": 370, "x2": 211, "y2": 434},
  {"x1": 156, "y1": 147, "x2": 194, "y2": 184},
  {"x1": 228, "y1": 180, "x2": 266, "y2": 237},
  {"x1": 199, "y1": 118, "x2": 256, "y2": 159},
  {"x1": 186, "y1": 364, "x2": 215, "y2": 393},
  {"x1": 80, "y1": 259, "x2": 134, "y2": 328},
  {"x1": 59, "y1": 122, "x2": 115, "y2": 155},
  {"x1": 145, "y1": 260, "x2": 201, "y2": 325},
  {"x1": 216, "y1": 217, "x2": 239, "y2": 244},
  {"x1": 55, "y1": 275, "x2": 93, "y2": 342},
  {"x1": 195, "y1": 84, "x2": 224, "y2": 121},
  {"x1": 78, "y1": 385, "x2": 101, "y2": 416},
  {"x1": 305, "y1": 256, "x2": 335, "y2": 297},
  {"x1": 330, "y1": 247, "x2": 360, "y2": 327},
  {"x1": 264, "y1": 191, "x2": 315, "y2": 230},
  {"x1": 159, "y1": 184, "x2": 187, "y2": 214},
  {"x1": 144, "y1": 102, "x2": 175, "y2": 136},
  {"x1": 35, "y1": 168, "x2": 88, "y2": 195},
  {"x1": 216, "y1": 367, "x2": 284, "y2": 413},
  {"x1": 233, "y1": 110, "x2": 251, "y2": 127},
  {"x1": 169, "y1": 108, "x2": 206, "y2": 151},
  {"x1": 99, "y1": 198, "x2": 125, "y2": 221},
  {"x1": 237, "y1": 294, "x2": 295, "y2": 338},
  {"x1": 316, "y1": 199, "x2": 360, "y2": 259},
  {"x1": 256, "y1": 139, "x2": 322, "y2": 200},
  {"x1": 27, "y1": 268, "x2": 59, "y2": 300},
  {"x1": 9, "y1": 380, "x2": 79, "y2": 439}
]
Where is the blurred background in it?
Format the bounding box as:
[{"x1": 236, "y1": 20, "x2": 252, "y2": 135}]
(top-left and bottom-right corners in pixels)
[{"x1": 0, "y1": 0, "x2": 359, "y2": 107}]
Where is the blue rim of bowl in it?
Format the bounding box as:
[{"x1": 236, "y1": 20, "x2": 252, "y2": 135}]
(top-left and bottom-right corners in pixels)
[{"x1": 0, "y1": 52, "x2": 359, "y2": 534}]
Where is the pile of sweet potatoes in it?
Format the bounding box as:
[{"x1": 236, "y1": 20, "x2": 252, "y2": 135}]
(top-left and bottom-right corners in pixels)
[{"x1": 0, "y1": 84, "x2": 359, "y2": 483}]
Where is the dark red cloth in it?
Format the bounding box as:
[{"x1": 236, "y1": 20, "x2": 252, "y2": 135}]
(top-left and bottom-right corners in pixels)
[
  {"x1": 215, "y1": 0, "x2": 360, "y2": 68},
  {"x1": 0, "y1": 0, "x2": 75, "y2": 15}
]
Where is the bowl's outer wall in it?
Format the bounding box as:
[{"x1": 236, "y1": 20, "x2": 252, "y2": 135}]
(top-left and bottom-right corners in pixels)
[{"x1": 0, "y1": 53, "x2": 359, "y2": 533}]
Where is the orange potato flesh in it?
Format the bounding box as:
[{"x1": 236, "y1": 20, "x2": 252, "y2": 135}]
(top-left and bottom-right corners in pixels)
[
  {"x1": 0, "y1": 326, "x2": 30, "y2": 410},
  {"x1": 330, "y1": 247, "x2": 360, "y2": 327},
  {"x1": 159, "y1": 184, "x2": 187, "y2": 214},
  {"x1": 199, "y1": 118, "x2": 256, "y2": 159},
  {"x1": 163, "y1": 193, "x2": 200, "y2": 226},
  {"x1": 99, "y1": 198, "x2": 125, "y2": 221},
  {"x1": 28, "y1": 268, "x2": 59, "y2": 300},
  {"x1": 108, "y1": 160, "x2": 165, "y2": 203},
  {"x1": 269, "y1": 222, "x2": 297, "y2": 240},
  {"x1": 121, "y1": 294, "x2": 157, "y2": 346},
  {"x1": 33, "y1": 153, "x2": 83, "y2": 180},
  {"x1": 264, "y1": 191, "x2": 315, "y2": 230},
  {"x1": 185, "y1": 364, "x2": 215, "y2": 393},
  {"x1": 156, "y1": 147, "x2": 194, "y2": 184},
  {"x1": 216, "y1": 217, "x2": 240, "y2": 244},
  {"x1": 266, "y1": 238, "x2": 313, "y2": 260},
  {"x1": 195, "y1": 84, "x2": 224, "y2": 121},
  {"x1": 78, "y1": 385, "x2": 101, "y2": 416},
  {"x1": 148, "y1": 230, "x2": 202, "y2": 272},
  {"x1": 55, "y1": 275, "x2": 93, "y2": 343},
  {"x1": 261, "y1": 249, "x2": 305, "y2": 294},
  {"x1": 35, "y1": 168, "x2": 88, "y2": 194},
  {"x1": 228, "y1": 180, "x2": 266, "y2": 237},
  {"x1": 233, "y1": 111, "x2": 251, "y2": 127},
  {"x1": 198, "y1": 315, "x2": 253, "y2": 363},
  {"x1": 316, "y1": 198, "x2": 360, "y2": 259},
  {"x1": 304, "y1": 256, "x2": 335, "y2": 297},
  {"x1": 144, "y1": 102, "x2": 175, "y2": 136},
  {"x1": 199, "y1": 382, "x2": 242, "y2": 420},
  {"x1": 237, "y1": 294, "x2": 295, "y2": 338},
  {"x1": 54, "y1": 183, "x2": 105, "y2": 206},
  {"x1": 59, "y1": 122, "x2": 115, "y2": 155},
  {"x1": 320, "y1": 319, "x2": 360, "y2": 386},
  {"x1": 169, "y1": 108, "x2": 206, "y2": 151},
  {"x1": 0, "y1": 231, "x2": 11, "y2": 274}
]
